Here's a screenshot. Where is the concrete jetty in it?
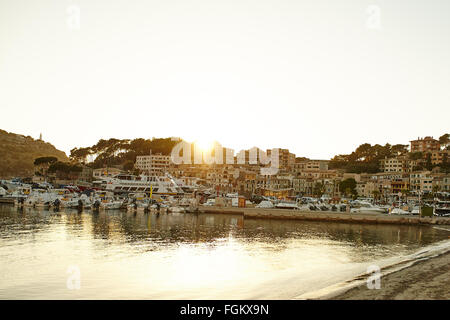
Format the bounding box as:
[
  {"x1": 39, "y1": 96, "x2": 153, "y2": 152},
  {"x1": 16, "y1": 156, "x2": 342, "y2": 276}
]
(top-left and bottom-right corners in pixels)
[{"x1": 199, "y1": 206, "x2": 450, "y2": 226}]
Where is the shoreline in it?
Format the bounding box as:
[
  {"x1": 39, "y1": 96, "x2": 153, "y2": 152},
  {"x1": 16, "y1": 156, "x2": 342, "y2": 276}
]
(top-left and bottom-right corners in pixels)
[
  {"x1": 200, "y1": 206, "x2": 450, "y2": 226},
  {"x1": 330, "y1": 251, "x2": 450, "y2": 300}
]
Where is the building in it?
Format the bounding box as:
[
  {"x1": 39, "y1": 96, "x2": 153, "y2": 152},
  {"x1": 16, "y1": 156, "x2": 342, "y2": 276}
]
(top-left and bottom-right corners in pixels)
[
  {"x1": 135, "y1": 154, "x2": 170, "y2": 175},
  {"x1": 430, "y1": 150, "x2": 450, "y2": 166},
  {"x1": 390, "y1": 178, "x2": 410, "y2": 195},
  {"x1": 266, "y1": 148, "x2": 295, "y2": 170},
  {"x1": 380, "y1": 156, "x2": 411, "y2": 173},
  {"x1": 410, "y1": 136, "x2": 440, "y2": 153},
  {"x1": 442, "y1": 175, "x2": 450, "y2": 192},
  {"x1": 410, "y1": 171, "x2": 433, "y2": 193},
  {"x1": 93, "y1": 167, "x2": 122, "y2": 179},
  {"x1": 293, "y1": 159, "x2": 329, "y2": 172}
]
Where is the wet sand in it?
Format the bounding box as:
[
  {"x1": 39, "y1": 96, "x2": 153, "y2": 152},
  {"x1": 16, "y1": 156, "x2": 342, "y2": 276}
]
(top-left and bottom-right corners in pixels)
[{"x1": 333, "y1": 252, "x2": 450, "y2": 300}]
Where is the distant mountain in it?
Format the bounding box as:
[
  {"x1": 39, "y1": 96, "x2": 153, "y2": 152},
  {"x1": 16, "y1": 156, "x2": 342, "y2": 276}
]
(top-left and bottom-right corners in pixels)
[{"x1": 0, "y1": 129, "x2": 68, "y2": 179}]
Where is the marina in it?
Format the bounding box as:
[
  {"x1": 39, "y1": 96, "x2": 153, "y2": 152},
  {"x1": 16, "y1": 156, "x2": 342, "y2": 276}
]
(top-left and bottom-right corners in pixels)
[{"x1": 0, "y1": 203, "x2": 449, "y2": 299}]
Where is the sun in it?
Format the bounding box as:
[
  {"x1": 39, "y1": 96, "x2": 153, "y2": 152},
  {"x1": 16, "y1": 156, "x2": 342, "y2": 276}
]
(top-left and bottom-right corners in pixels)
[{"x1": 194, "y1": 139, "x2": 215, "y2": 153}]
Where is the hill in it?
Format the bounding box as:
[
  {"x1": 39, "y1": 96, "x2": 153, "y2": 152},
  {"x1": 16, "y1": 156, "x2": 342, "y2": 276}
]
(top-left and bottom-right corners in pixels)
[{"x1": 0, "y1": 129, "x2": 69, "y2": 178}]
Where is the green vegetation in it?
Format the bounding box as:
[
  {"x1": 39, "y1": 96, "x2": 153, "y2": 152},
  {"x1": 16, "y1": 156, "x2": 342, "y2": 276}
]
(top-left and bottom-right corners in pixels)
[
  {"x1": 329, "y1": 143, "x2": 394, "y2": 173},
  {"x1": 439, "y1": 133, "x2": 449, "y2": 150},
  {"x1": 313, "y1": 182, "x2": 325, "y2": 197},
  {"x1": 48, "y1": 161, "x2": 83, "y2": 180},
  {"x1": 34, "y1": 156, "x2": 58, "y2": 166},
  {"x1": 339, "y1": 178, "x2": 357, "y2": 197},
  {"x1": 70, "y1": 137, "x2": 179, "y2": 168}
]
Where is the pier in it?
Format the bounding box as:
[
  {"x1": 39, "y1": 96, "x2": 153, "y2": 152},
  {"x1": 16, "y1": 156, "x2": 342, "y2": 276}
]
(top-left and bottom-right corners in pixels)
[{"x1": 199, "y1": 207, "x2": 450, "y2": 226}]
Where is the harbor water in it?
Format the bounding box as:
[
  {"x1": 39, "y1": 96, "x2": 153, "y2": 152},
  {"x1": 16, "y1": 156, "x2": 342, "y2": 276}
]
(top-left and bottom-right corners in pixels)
[{"x1": 0, "y1": 204, "x2": 449, "y2": 299}]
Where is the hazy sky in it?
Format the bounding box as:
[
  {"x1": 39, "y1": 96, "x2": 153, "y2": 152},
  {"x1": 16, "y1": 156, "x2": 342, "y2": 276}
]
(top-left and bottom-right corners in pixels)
[{"x1": 1, "y1": 0, "x2": 449, "y2": 159}]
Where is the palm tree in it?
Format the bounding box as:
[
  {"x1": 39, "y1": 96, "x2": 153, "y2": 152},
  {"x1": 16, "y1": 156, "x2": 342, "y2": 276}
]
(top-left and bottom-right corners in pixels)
[
  {"x1": 372, "y1": 190, "x2": 380, "y2": 203},
  {"x1": 401, "y1": 188, "x2": 408, "y2": 203}
]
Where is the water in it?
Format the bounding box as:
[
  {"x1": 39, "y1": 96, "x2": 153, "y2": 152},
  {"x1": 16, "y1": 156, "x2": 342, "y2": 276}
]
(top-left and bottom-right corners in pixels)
[{"x1": 0, "y1": 204, "x2": 449, "y2": 299}]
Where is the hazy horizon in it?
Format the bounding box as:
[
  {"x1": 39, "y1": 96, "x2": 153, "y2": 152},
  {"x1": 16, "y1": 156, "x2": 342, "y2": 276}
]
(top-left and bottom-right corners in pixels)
[{"x1": 1, "y1": 0, "x2": 449, "y2": 159}]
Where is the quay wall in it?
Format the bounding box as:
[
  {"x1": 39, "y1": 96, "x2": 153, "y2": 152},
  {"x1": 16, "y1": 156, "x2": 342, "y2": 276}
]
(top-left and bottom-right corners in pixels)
[{"x1": 199, "y1": 206, "x2": 450, "y2": 226}]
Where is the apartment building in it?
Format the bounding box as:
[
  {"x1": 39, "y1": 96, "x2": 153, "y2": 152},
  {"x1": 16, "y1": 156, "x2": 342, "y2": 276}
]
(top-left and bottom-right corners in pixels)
[
  {"x1": 380, "y1": 156, "x2": 411, "y2": 173},
  {"x1": 430, "y1": 150, "x2": 450, "y2": 165},
  {"x1": 410, "y1": 136, "x2": 440, "y2": 153},
  {"x1": 135, "y1": 154, "x2": 170, "y2": 175},
  {"x1": 356, "y1": 181, "x2": 379, "y2": 198},
  {"x1": 266, "y1": 148, "x2": 295, "y2": 170},
  {"x1": 293, "y1": 159, "x2": 329, "y2": 172},
  {"x1": 93, "y1": 167, "x2": 122, "y2": 179},
  {"x1": 410, "y1": 171, "x2": 433, "y2": 193},
  {"x1": 442, "y1": 176, "x2": 450, "y2": 192}
]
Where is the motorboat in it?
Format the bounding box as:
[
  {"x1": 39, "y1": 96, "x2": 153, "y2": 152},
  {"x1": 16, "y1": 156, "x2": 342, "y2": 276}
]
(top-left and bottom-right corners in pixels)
[
  {"x1": 256, "y1": 200, "x2": 274, "y2": 208},
  {"x1": 350, "y1": 201, "x2": 385, "y2": 214}
]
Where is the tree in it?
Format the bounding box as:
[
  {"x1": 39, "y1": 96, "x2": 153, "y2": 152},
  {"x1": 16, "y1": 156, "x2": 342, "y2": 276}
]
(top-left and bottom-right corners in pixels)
[
  {"x1": 48, "y1": 161, "x2": 82, "y2": 180},
  {"x1": 401, "y1": 188, "x2": 409, "y2": 202},
  {"x1": 391, "y1": 144, "x2": 409, "y2": 155},
  {"x1": 339, "y1": 178, "x2": 357, "y2": 197},
  {"x1": 123, "y1": 160, "x2": 135, "y2": 172},
  {"x1": 33, "y1": 156, "x2": 58, "y2": 180},
  {"x1": 70, "y1": 147, "x2": 92, "y2": 163},
  {"x1": 313, "y1": 182, "x2": 325, "y2": 197},
  {"x1": 425, "y1": 153, "x2": 432, "y2": 171},
  {"x1": 372, "y1": 190, "x2": 380, "y2": 201},
  {"x1": 34, "y1": 156, "x2": 57, "y2": 166},
  {"x1": 439, "y1": 133, "x2": 449, "y2": 150},
  {"x1": 409, "y1": 152, "x2": 423, "y2": 161}
]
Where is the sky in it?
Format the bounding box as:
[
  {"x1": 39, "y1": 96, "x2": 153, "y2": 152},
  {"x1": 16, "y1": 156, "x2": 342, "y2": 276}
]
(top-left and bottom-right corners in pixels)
[{"x1": 1, "y1": 0, "x2": 449, "y2": 159}]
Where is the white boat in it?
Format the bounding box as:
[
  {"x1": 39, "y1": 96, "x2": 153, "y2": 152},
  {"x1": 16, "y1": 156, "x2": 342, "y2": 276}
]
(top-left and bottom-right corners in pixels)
[
  {"x1": 256, "y1": 200, "x2": 274, "y2": 208},
  {"x1": 390, "y1": 207, "x2": 410, "y2": 215},
  {"x1": 411, "y1": 206, "x2": 420, "y2": 215},
  {"x1": 99, "y1": 198, "x2": 123, "y2": 210},
  {"x1": 275, "y1": 201, "x2": 299, "y2": 209},
  {"x1": 351, "y1": 201, "x2": 385, "y2": 214},
  {"x1": 103, "y1": 173, "x2": 184, "y2": 195}
]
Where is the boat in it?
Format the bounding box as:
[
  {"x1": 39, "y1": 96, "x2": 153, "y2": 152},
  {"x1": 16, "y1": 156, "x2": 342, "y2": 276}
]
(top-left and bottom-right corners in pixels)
[
  {"x1": 256, "y1": 200, "x2": 274, "y2": 208},
  {"x1": 275, "y1": 201, "x2": 299, "y2": 209},
  {"x1": 350, "y1": 201, "x2": 385, "y2": 214},
  {"x1": 390, "y1": 207, "x2": 410, "y2": 215},
  {"x1": 102, "y1": 173, "x2": 184, "y2": 196}
]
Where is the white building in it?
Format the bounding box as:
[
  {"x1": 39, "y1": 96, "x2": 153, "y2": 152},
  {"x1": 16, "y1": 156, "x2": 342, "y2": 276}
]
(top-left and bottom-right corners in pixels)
[{"x1": 135, "y1": 154, "x2": 170, "y2": 175}]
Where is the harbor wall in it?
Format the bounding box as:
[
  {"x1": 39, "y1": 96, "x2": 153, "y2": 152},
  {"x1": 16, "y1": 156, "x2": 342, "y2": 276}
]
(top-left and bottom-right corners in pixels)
[{"x1": 199, "y1": 207, "x2": 450, "y2": 226}]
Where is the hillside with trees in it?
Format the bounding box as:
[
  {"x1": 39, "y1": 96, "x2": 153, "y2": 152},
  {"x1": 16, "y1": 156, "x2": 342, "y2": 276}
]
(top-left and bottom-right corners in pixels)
[
  {"x1": 329, "y1": 133, "x2": 449, "y2": 174},
  {"x1": 70, "y1": 137, "x2": 180, "y2": 169},
  {"x1": 0, "y1": 129, "x2": 69, "y2": 178}
]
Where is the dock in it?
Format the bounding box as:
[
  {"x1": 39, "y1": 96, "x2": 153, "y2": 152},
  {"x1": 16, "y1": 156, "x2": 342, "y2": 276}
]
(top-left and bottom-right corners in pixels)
[{"x1": 199, "y1": 206, "x2": 450, "y2": 226}]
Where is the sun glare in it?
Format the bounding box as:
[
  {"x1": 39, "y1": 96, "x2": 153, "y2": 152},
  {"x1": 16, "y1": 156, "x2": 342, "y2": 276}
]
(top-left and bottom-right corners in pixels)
[{"x1": 194, "y1": 139, "x2": 215, "y2": 153}]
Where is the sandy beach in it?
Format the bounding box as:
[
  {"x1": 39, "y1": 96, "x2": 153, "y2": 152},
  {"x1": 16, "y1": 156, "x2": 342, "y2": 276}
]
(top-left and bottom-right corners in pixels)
[{"x1": 333, "y1": 252, "x2": 450, "y2": 300}]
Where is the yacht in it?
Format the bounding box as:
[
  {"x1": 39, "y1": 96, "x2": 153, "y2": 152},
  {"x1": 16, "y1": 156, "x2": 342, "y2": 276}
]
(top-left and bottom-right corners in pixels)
[
  {"x1": 350, "y1": 201, "x2": 385, "y2": 214},
  {"x1": 102, "y1": 173, "x2": 184, "y2": 196}
]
